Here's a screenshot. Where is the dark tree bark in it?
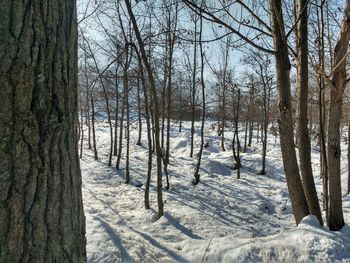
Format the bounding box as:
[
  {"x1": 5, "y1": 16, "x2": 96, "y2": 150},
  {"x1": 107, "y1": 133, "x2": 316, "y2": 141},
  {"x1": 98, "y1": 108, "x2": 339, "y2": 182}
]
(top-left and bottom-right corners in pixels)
[
  {"x1": 348, "y1": 119, "x2": 350, "y2": 195},
  {"x1": 295, "y1": 0, "x2": 323, "y2": 225},
  {"x1": 326, "y1": 0, "x2": 350, "y2": 230},
  {"x1": 258, "y1": 64, "x2": 271, "y2": 175},
  {"x1": 194, "y1": 11, "x2": 205, "y2": 186},
  {"x1": 79, "y1": 92, "x2": 85, "y2": 159},
  {"x1": 116, "y1": 48, "x2": 128, "y2": 170},
  {"x1": 125, "y1": 60, "x2": 131, "y2": 184},
  {"x1": 235, "y1": 89, "x2": 241, "y2": 179},
  {"x1": 91, "y1": 96, "x2": 98, "y2": 160},
  {"x1": 137, "y1": 76, "x2": 142, "y2": 146},
  {"x1": 316, "y1": 1, "x2": 328, "y2": 220},
  {"x1": 163, "y1": 1, "x2": 179, "y2": 190},
  {"x1": 0, "y1": 1, "x2": 86, "y2": 261},
  {"x1": 270, "y1": 0, "x2": 310, "y2": 225},
  {"x1": 190, "y1": 15, "x2": 198, "y2": 158},
  {"x1": 114, "y1": 66, "x2": 120, "y2": 156},
  {"x1": 133, "y1": 56, "x2": 153, "y2": 210}
]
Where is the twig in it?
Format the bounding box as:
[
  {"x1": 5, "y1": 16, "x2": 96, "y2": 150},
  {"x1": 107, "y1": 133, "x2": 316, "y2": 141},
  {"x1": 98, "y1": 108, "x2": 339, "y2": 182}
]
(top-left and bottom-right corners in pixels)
[{"x1": 200, "y1": 237, "x2": 213, "y2": 263}]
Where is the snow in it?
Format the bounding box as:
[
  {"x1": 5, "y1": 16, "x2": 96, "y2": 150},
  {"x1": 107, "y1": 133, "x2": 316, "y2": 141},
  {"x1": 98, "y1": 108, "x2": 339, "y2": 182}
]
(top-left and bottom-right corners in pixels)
[{"x1": 80, "y1": 120, "x2": 350, "y2": 262}]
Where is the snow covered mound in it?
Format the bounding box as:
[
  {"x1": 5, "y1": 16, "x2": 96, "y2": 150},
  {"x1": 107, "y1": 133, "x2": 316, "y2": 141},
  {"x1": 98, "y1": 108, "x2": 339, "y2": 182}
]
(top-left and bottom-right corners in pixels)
[
  {"x1": 182, "y1": 223, "x2": 350, "y2": 262},
  {"x1": 298, "y1": 215, "x2": 321, "y2": 228}
]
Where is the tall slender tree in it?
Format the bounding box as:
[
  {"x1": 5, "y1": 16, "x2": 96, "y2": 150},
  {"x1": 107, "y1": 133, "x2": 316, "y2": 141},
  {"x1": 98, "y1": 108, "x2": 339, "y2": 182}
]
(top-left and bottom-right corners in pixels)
[{"x1": 295, "y1": 0, "x2": 323, "y2": 225}]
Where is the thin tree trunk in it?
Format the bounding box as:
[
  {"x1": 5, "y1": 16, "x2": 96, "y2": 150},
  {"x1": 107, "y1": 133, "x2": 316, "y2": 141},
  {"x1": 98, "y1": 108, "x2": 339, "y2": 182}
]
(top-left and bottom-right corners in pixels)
[
  {"x1": 235, "y1": 89, "x2": 241, "y2": 179},
  {"x1": 244, "y1": 109, "x2": 249, "y2": 152},
  {"x1": 317, "y1": 1, "x2": 328, "y2": 220},
  {"x1": 116, "y1": 49, "x2": 129, "y2": 170},
  {"x1": 135, "y1": 56, "x2": 153, "y2": 210},
  {"x1": 125, "y1": 0, "x2": 164, "y2": 218},
  {"x1": 125, "y1": 63, "x2": 130, "y2": 184},
  {"x1": 259, "y1": 76, "x2": 270, "y2": 175},
  {"x1": 137, "y1": 76, "x2": 142, "y2": 146},
  {"x1": 85, "y1": 38, "x2": 113, "y2": 167},
  {"x1": 190, "y1": 17, "x2": 198, "y2": 158},
  {"x1": 163, "y1": 3, "x2": 178, "y2": 190},
  {"x1": 295, "y1": 0, "x2": 323, "y2": 225},
  {"x1": 270, "y1": 0, "x2": 309, "y2": 225},
  {"x1": 91, "y1": 96, "x2": 98, "y2": 160},
  {"x1": 114, "y1": 66, "x2": 119, "y2": 156},
  {"x1": 80, "y1": 95, "x2": 84, "y2": 159},
  {"x1": 194, "y1": 11, "x2": 205, "y2": 186}
]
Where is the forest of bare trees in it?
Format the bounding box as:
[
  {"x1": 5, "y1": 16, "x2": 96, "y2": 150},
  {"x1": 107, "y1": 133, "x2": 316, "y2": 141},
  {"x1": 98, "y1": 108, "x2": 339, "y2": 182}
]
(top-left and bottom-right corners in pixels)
[{"x1": 1, "y1": 0, "x2": 350, "y2": 262}]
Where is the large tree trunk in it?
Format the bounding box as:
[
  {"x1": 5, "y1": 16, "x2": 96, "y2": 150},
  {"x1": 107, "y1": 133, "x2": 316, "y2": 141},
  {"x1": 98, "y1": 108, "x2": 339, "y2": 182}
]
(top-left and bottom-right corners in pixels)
[
  {"x1": 295, "y1": 0, "x2": 323, "y2": 225},
  {"x1": 0, "y1": 1, "x2": 86, "y2": 262},
  {"x1": 326, "y1": 0, "x2": 350, "y2": 231},
  {"x1": 327, "y1": 90, "x2": 345, "y2": 230},
  {"x1": 270, "y1": 0, "x2": 309, "y2": 225}
]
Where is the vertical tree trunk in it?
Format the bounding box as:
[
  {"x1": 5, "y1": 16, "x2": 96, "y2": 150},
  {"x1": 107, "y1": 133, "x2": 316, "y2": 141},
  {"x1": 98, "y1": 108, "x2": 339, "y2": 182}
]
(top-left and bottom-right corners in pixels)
[
  {"x1": 316, "y1": 1, "x2": 328, "y2": 220},
  {"x1": 114, "y1": 66, "x2": 119, "y2": 156},
  {"x1": 0, "y1": 1, "x2": 86, "y2": 261},
  {"x1": 80, "y1": 95, "x2": 84, "y2": 159},
  {"x1": 125, "y1": 61, "x2": 131, "y2": 184},
  {"x1": 348, "y1": 119, "x2": 350, "y2": 195},
  {"x1": 244, "y1": 112, "x2": 249, "y2": 153},
  {"x1": 137, "y1": 76, "x2": 142, "y2": 146},
  {"x1": 125, "y1": 0, "x2": 164, "y2": 218},
  {"x1": 248, "y1": 86, "x2": 254, "y2": 147},
  {"x1": 161, "y1": 52, "x2": 167, "y2": 150},
  {"x1": 91, "y1": 96, "x2": 98, "y2": 160},
  {"x1": 270, "y1": 0, "x2": 310, "y2": 225},
  {"x1": 194, "y1": 11, "x2": 205, "y2": 186},
  {"x1": 164, "y1": 2, "x2": 178, "y2": 190},
  {"x1": 235, "y1": 89, "x2": 241, "y2": 179},
  {"x1": 259, "y1": 74, "x2": 270, "y2": 175},
  {"x1": 116, "y1": 49, "x2": 129, "y2": 170},
  {"x1": 295, "y1": 0, "x2": 323, "y2": 225},
  {"x1": 326, "y1": 0, "x2": 350, "y2": 230},
  {"x1": 134, "y1": 56, "x2": 153, "y2": 209},
  {"x1": 327, "y1": 90, "x2": 345, "y2": 230},
  {"x1": 190, "y1": 16, "x2": 198, "y2": 158}
]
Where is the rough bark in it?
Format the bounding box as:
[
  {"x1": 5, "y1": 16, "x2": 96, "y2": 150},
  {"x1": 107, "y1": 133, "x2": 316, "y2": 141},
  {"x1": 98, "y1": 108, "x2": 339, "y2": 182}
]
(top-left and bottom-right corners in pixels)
[
  {"x1": 348, "y1": 120, "x2": 350, "y2": 195},
  {"x1": 270, "y1": 0, "x2": 310, "y2": 225},
  {"x1": 326, "y1": 0, "x2": 350, "y2": 230},
  {"x1": 0, "y1": 1, "x2": 86, "y2": 261}
]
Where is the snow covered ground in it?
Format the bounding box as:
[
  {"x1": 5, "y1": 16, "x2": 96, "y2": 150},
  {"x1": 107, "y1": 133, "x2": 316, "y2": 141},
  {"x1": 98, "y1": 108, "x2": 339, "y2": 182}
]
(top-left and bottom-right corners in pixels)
[{"x1": 80, "y1": 119, "x2": 350, "y2": 262}]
